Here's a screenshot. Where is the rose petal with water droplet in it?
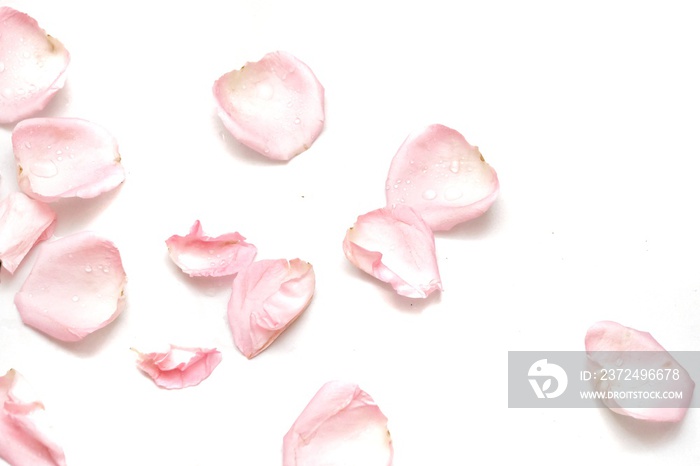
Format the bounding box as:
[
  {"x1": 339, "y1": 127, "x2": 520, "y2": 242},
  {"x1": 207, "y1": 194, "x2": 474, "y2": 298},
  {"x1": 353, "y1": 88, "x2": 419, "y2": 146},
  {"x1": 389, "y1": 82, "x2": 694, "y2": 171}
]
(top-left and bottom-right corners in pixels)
[
  {"x1": 133, "y1": 345, "x2": 222, "y2": 389},
  {"x1": 283, "y1": 381, "x2": 393, "y2": 466},
  {"x1": 385, "y1": 124, "x2": 499, "y2": 231},
  {"x1": 228, "y1": 258, "x2": 315, "y2": 358},
  {"x1": 13, "y1": 117, "x2": 125, "y2": 202},
  {"x1": 0, "y1": 192, "x2": 56, "y2": 274},
  {"x1": 213, "y1": 51, "x2": 325, "y2": 161},
  {"x1": 0, "y1": 7, "x2": 70, "y2": 124},
  {"x1": 343, "y1": 205, "x2": 442, "y2": 298},
  {"x1": 585, "y1": 321, "x2": 695, "y2": 422},
  {"x1": 165, "y1": 220, "x2": 257, "y2": 277},
  {"x1": 0, "y1": 369, "x2": 67, "y2": 466},
  {"x1": 14, "y1": 231, "x2": 127, "y2": 342}
]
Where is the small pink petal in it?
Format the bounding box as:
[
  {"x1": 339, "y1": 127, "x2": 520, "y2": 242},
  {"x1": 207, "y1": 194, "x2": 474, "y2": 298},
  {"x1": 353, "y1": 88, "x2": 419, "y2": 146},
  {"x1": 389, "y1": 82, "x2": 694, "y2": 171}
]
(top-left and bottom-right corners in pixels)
[
  {"x1": 14, "y1": 231, "x2": 127, "y2": 342},
  {"x1": 227, "y1": 258, "x2": 315, "y2": 358},
  {"x1": 385, "y1": 124, "x2": 499, "y2": 231},
  {"x1": 13, "y1": 117, "x2": 125, "y2": 202},
  {"x1": 133, "y1": 345, "x2": 222, "y2": 389},
  {"x1": 213, "y1": 51, "x2": 325, "y2": 161},
  {"x1": 165, "y1": 220, "x2": 257, "y2": 277},
  {"x1": 0, "y1": 192, "x2": 56, "y2": 274},
  {"x1": 343, "y1": 205, "x2": 442, "y2": 298},
  {"x1": 283, "y1": 381, "x2": 393, "y2": 466},
  {"x1": 0, "y1": 369, "x2": 67, "y2": 466},
  {"x1": 0, "y1": 7, "x2": 70, "y2": 124},
  {"x1": 585, "y1": 321, "x2": 695, "y2": 422}
]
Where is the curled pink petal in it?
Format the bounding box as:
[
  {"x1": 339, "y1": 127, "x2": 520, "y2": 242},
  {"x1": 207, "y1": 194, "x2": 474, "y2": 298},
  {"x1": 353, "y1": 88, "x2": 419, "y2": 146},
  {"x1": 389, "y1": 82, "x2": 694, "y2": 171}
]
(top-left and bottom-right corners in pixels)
[
  {"x1": 585, "y1": 321, "x2": 695, "y2": 422},
  {"x1": 213, "y1": 51, "x2": 325, "y2": 161},
  {"x1": 0, "y1": 7, "x2": 70, "y2": 124},
  {"x1": 0, "y1": 192, "x2": 56, "y2": 274},
  {"x1": 385, "y1": 124, "x2": 499, "y2": 231},
  {"x1": 283, "y1": 381, "x2": 393, "y2": 466},
  {"x1": 13, "y1": 117, "x2": 125, "y2": 202},
  {"x1": 343, "y1": 205, "x2": 442, "y2": 298},
  {"x1": 14, "y1": 231, "x2": 127, "y2": 342},
  {"x1": 165, "y1": 220, "x2": 257, "y2": 277},
  {"x1": 0, "y1": 369, "x2": 67, "y2": 466},
  {"x1": 227, "y1": 258, "x2": 315, "y2": 358},
  {"x1": 133, "y1": 345, "x2": 222, "y2": 389}
]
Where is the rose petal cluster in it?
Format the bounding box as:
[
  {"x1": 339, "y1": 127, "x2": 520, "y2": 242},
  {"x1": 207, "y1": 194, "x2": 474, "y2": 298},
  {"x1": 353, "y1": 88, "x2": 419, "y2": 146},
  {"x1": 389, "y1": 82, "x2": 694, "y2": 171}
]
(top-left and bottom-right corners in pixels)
[
  {"x1": 0, "y1": 369, "x2": 67, "y2": 466},
  {"x1": 0, "y1": 192, "x2": 56, "y2": 274},
  {"x1": 344, "y1": 124, "x2": 498, "y2": 297}
]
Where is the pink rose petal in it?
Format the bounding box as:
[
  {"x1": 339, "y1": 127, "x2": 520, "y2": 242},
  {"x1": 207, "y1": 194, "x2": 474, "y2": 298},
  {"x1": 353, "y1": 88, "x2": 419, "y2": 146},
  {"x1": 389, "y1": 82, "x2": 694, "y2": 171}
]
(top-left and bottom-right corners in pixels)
[
  {"x1": 133, "y1": 345, "x2": 222, "y2": 389},
  {"x1": 227, "y1": 258, "x2": 315, "y2": 359},
  {"x1": 13, "y1": 117, "x2": 125, "y2": 202},
  {"x1": 0, "y1": 192, "x2": 56, "y2": 274},
  {"x1": 0, "y1": 7, "x2": 70, "y2": 124},
  {"x1": 14, "y1": 231, "x2": 127, "y2": 342},
  {"x1": 283, "y1": 381, "x2": 393, "y2": 466},
  {"x1": 585, "y1": 320, "x2": 695, "y2": 422},
  {"x1": 165, "y1": 220, "x2": 257, "y2": 277},
  {"x1": 385, "y1": 124, "x2": 499, "y2": 231},
  {"x1": 343, "y1": 205, "x2": 442, "y2": 298},
  {"x1": 0, "y1": 369, "x2": 67, "y2": 466},
  {"x1": 213, "y1": 51, "x2": 325, "y2": 161}
]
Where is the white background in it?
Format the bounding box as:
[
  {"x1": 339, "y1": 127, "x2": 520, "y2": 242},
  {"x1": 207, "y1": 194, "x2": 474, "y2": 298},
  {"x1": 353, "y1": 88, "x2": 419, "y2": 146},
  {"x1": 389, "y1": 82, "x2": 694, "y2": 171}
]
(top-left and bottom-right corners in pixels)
[{"x1": 2, "y1": 1, "x2": 700, "y2": 464}]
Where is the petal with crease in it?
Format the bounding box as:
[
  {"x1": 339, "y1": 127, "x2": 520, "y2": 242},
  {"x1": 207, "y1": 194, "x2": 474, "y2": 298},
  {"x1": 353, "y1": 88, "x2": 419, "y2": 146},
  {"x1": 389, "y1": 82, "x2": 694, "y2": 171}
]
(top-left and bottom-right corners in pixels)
[
  {"x1": 133, "y1": 345, "x2": 222, "y2": 389},
  {"x1": 13, "y1": 117, "x2": 125, "y2": 202},
  {"x1": 283, "y1": 381, "x2": 393, "y2": 466},
  {"x1": 14, "y1": 231, "x2": 127, "y2": 342},
  {"x1": 343, "y1": 205, "x2": 442, "y2": 298},
  {"x1": 585, "y1": 321, "x2": 695, "y2": 422},
  {"x1": 165, "y1": 220, "x2": 257, "y2": 277},
  {"x1": 0, "y1": 369, "x2": 67, "y2": 466},
  {"x1": 0, "y1": 7, "x2": 70, "y2": 124},
  {"x1": 385, "y1": 124, "x2": 499, "y2": 231},
  {"x1": 227, "y1": 258, "x2": 315, "y2": 358},
  {"x1": 0, "y1": 192, "x2": 56, "y2": 274},
  {"x1": 213, "y1": 51, "x2": 325, "y2": 161}
]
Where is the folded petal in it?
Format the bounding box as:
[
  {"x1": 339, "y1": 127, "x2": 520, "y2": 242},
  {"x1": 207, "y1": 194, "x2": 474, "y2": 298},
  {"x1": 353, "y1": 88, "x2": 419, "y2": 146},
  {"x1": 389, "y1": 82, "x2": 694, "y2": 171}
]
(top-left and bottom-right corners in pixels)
[
  {"x1": 0, "y1": 7, "x2": 70, "y2": 124},
  {"x1": 343, "y1": 205, "x2": 442, "y2": 298},
  {"x1": 0, "y1": 192, "x2": 56, "y2": 274},
  {"x1": 133, "y1": 345, "x2": 222, "y2": 389},
  {"x1": 13, "y1": 117, "x2": 125, "y2": 202},
  {"x1": 0, "y1": 369, "x2": 67, "y2": 466},
  {"x1": 213, "y1": 51, "x2": 325, "y2": 161},
  {"x1": 283, "y1": 381, "x2": 393, "y2": 466},
  {"x1": 14, "y1": 231, "x2": 127, "y2": 342},
  {"x1": 227, "y1": 258, "x2": 315, "y2": 358},
  {"x1": 165, "y1": 220, "x2": 257, "y2": 277},
  {"x1": 385, "y1": 124, "x2": 499, "y2": 231},
  {"x1": 585, "y1": 321, "x2": 695, "y2": 422}
]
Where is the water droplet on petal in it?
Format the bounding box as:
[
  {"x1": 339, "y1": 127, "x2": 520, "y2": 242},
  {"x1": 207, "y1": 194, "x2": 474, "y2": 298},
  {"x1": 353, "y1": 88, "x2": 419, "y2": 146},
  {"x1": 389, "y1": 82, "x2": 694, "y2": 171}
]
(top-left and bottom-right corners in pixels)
[
  {"x1": 444, "y1": 186, "x2": 463, "y2": 201},
  {"x1": 450, "y1": 160, "x2": 460, "y2": 173},
  {"x1": 72, "y1": 295, "x2": 79, "y2": 302},
  {"x1": 294, "y1": 118, "x2": 300, "y2": 125},
  {"x1": 422, "y1": 189, "x2": 437, "y2": 201},
  {"x1": 102, "y1": 267, "x2": 109, "y2": 273},
  {"x1": 84, "y1": 265, "x2": 92, "y2": 273}
]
